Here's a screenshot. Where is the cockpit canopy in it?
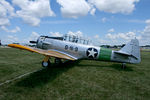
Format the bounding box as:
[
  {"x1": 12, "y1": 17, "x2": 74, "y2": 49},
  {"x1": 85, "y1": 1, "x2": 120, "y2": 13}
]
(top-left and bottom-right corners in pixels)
[
  {"x1": 38, "y1": 34, "x2": 90, "y2": 45},
  {"x1": 63, "y1": 34, "x2": 90, "y2": 45},
  {"x1": 39, "y1": 36, "x2": 64, "y2": 41}
]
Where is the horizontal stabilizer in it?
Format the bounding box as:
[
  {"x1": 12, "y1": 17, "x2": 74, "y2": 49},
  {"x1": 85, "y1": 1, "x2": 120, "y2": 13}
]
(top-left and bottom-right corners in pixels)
[
  {"x1": 114, "y1": 51, "x2": 138, "y2": 59},
  {"x1": 114, "y1": 51, "x2": 131, "y2": 56}
]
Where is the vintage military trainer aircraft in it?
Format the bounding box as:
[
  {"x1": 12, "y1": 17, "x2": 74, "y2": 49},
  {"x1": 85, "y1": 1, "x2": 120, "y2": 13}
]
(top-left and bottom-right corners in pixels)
[{"x1": 8, "y1": 34, "x2": 141, "y2": 69}]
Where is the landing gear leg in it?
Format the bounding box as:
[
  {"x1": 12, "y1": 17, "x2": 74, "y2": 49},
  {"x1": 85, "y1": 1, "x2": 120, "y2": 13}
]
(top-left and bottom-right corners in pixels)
[
  {"x1": 122, "y1": 63, "x2": 126, "y2": 69},
  {"x1": 42, "y1": 56, "x2": 50, "y2": 68}
]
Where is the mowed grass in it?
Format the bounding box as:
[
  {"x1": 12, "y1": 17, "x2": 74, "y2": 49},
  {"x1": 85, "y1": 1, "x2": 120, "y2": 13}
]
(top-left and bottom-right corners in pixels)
[{"x1": 0, "y1": 47, "x2": 150, "y2": 100}]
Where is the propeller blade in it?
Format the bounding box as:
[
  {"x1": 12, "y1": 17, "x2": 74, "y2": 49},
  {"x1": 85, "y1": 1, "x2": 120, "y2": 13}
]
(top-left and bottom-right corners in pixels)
[{"x1": 30, "y1": 41, "x2": 37, "y2": 43}]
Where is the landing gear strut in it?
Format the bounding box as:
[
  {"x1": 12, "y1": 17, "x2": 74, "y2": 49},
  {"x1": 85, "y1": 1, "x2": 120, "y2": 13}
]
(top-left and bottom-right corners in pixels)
[
  {"x1": 42, "y1": 56, "x2": 50, "y2": 68},
  {"x1": 41, "y1": 57, "x2": 63, "y2": 68},
  {"x1": 122, "y1": 63, "x2": 126, "y2": 69}
]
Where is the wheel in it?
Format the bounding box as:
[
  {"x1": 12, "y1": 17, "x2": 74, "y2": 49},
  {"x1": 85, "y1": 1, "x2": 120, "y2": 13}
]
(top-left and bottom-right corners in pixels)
[
  {"x1": 42, "y1": 60, "x2": 50, "y2": 68},
  {"x1": 55, "y1": 58, "x2": 62, "y2": 64}
]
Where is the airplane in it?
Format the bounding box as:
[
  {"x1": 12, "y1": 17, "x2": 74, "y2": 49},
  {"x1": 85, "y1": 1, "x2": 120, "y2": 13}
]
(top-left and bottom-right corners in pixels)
[{"x1": 8, "y1": 34, "x2": 141, "y2": 69}]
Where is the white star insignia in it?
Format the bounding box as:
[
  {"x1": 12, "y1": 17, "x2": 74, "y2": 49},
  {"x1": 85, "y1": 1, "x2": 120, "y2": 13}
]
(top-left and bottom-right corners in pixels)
[{"x1": 87, "y1": 48, "x2": 98, "y2": 58}]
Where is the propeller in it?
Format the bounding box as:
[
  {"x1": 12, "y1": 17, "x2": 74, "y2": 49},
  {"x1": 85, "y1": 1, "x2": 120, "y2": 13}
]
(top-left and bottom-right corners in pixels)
[{"x1": 29, "y1": 41, "x2": 37, "y2": 44}]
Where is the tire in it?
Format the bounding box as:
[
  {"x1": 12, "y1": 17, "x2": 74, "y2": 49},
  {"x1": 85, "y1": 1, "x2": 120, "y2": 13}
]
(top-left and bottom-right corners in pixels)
[{"x1": 42, "y1": 60, "x2": 50, "y2": 68}]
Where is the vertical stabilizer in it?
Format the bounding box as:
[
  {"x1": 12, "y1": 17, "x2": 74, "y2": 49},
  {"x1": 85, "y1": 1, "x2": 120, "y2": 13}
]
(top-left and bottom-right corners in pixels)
[{"x1": 119, "y1": 39, "x2": 141, "y2": 63}]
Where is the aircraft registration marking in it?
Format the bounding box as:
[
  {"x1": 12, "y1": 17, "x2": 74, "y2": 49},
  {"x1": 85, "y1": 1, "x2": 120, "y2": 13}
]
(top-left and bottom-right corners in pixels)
[{"x1": 65, "y1": 45, "x2": 78, "y2": 52}]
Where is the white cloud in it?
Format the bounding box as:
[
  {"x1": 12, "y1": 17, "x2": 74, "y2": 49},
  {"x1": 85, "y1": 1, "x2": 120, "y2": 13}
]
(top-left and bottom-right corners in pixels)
[
  {"x1": 7, "y1": 35, "x2": 18, "y2": 41},
  {"x1": 108, "y1": 28, "x2": 115, "y2": 32},
  {"x1": 0, "y1": 0, "x2": 15, "y2": 26},
  {"x1": 103, "y1": 19, "x2": 150, "y2": 45},
  {"x1": 88, "y1": 0, "x2": 139, "y2": 14},
  {"x1": 49, "y1": 30, "x2": 84, "y2": 37},
  {"x1": 101, "y1": 17, "x2": 107, "y2": 23},
  {"x1": 21, "y1": 31, "x2": 40, "y2": 44},
  {"x1": 0, "y1": 0, "x2": 15, "y2": 17},
  {"x1": 2, "y1": 35, "x2": 19, "y2": 44},
  {"x1": 20, "y1": 15, "x2": 41, "y2": 27},
  {"x1": 56, "y1": 0, "x2": 139, "y2": 18},
  {"x1": 145, "y1": 19, "x2": 150, "y2": 24},
  {"x1": 12, "y1": 0, "x2": 55, "y2": 26},
  {"x1": 102, "y1": 19, "x2": 150, "y2": 45},
  {"x1": 97, "y1": 38, "x2": 110, "y2": 45},
  {"x1": 92, "y1": 34, "x2": 110, "y2": 45},
  {"x1": 94, "y1": 34, "x2": 99, "y2": 39},
  {"x1": 128, "y1": 19, "x2": 145, "y2": 23},
  {"x1": 140, "y1": 19, "x2": 150, "y2": 45},
  {"x1": 104, "y1": 31, "x2": 142, "y2": 45},
  {"x1": 106, "y1": 31, "x2": 138, "y2": 40},
  {"x1": 67, "y1": 31, "x2": 83, "y2": 37},
  {"x1": 57, "y1": 0, "x2": 91, "y2": 18},
  {"x1": 1, "y1": 26, "x2": 21, "y2": 33},
  {"x1": 28, "y1": 32, "x2": 40, "y2": 41},
  {"x1": 49, "y1": 32, "x2": 63, "y2": 37},
  {"x1": 42, "y1": 20, "x2": 78, "y2": 24},
  {"x1": 0, "y1": 18, "x2": 10, "y2": 26},
  {"x1": 90, "y1": 8, "x2": 96, "y2": 16}
]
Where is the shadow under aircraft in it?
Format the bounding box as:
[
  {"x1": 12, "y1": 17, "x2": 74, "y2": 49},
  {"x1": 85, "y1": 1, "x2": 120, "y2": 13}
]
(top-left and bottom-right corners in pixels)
[{"x1": 16, "y1": 60, "x2": 80, "y2": 88}]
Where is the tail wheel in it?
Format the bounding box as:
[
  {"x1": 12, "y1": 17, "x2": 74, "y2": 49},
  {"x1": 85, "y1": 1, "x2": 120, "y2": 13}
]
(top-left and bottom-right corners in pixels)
[
  {"x1": 42, "y1": 60, "x2": 50, "y2": 68},
  {"x1": 55, "y1": 58, "x2": 62, "y2": 64}
]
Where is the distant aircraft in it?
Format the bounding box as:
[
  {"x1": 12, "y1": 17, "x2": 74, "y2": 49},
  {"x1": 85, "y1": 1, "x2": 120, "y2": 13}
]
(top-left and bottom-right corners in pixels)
[{"x1": 8, "y1": 34, "x2": 141, "y2": 69}]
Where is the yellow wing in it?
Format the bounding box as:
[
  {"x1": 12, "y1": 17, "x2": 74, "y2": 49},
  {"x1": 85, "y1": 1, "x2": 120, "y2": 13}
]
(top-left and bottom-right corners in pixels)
[{"x1": 8, "y1": 44, "x2": 77, "y2": 60}]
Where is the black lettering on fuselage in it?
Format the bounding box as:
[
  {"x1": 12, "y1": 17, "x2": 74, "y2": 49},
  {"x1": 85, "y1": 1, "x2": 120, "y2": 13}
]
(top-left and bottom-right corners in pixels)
[{"x1": 65, "y1": 45, "x2": 78, "y2": 52}]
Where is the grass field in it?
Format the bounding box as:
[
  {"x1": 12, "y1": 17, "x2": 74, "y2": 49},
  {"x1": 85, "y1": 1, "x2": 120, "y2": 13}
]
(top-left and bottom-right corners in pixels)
[{"x1": 0, "y1": 47, "x2": 150, "y2": 100}]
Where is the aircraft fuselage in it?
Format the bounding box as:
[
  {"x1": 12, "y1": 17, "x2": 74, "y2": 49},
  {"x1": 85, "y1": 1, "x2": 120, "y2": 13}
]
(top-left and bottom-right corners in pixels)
[{"x1": 36, "y1": 36, "x2": 140, "y2": 64}]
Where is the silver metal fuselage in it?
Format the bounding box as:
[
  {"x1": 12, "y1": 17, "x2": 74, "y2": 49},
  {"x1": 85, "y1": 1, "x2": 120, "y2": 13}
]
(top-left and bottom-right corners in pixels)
[
  {"x1": 36, "y1": 36, "x2": 140, "y2": 64},
  {"x1": 37, "y1": 36, "x2": 99, "y2": 59}
]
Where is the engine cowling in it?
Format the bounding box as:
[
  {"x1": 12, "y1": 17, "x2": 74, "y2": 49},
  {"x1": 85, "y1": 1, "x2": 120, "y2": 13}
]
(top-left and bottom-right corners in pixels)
[{"x1": 36, "y1": 36, "x2": 45, "y2": 49}]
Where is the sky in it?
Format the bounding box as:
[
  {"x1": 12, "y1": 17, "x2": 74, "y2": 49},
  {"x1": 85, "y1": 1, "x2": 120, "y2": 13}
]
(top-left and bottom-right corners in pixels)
[{"x1": 0, "y1": 0, "x2": 150, "y2": 46}]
